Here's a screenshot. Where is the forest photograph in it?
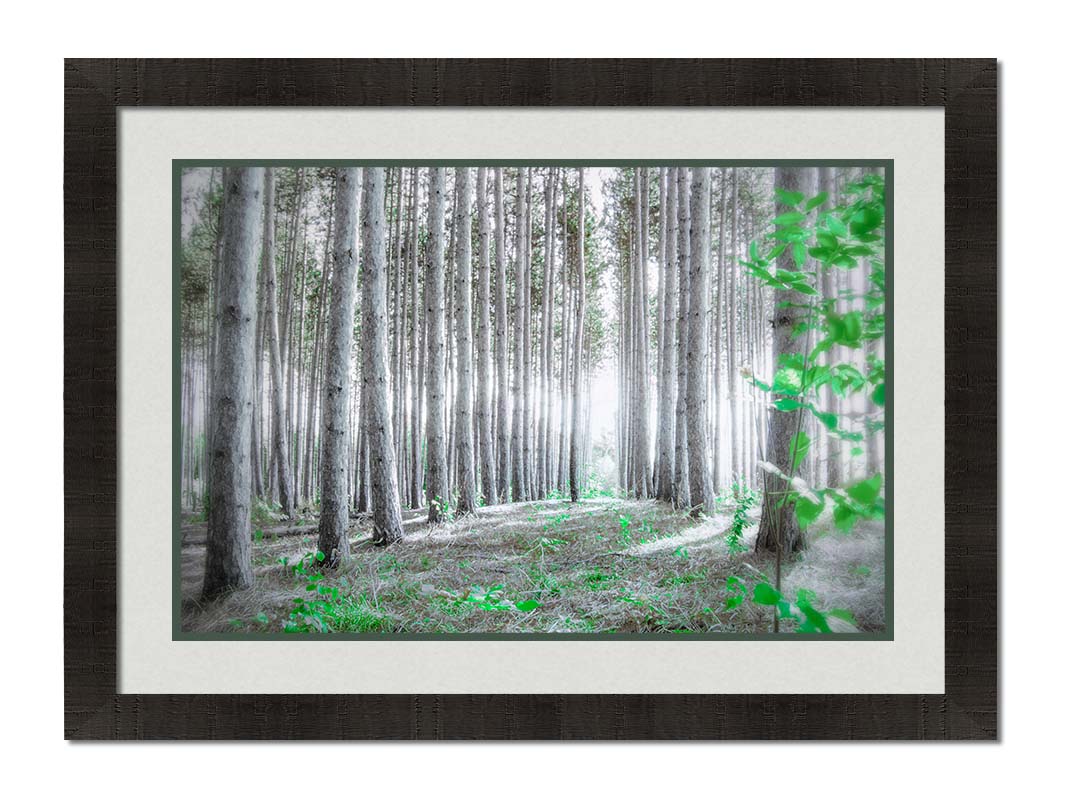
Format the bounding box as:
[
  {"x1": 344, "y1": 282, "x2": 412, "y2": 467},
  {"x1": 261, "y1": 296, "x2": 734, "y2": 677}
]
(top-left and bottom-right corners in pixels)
[{"x1": 177, "y1": 161, "x2": 888, "y2": 637}]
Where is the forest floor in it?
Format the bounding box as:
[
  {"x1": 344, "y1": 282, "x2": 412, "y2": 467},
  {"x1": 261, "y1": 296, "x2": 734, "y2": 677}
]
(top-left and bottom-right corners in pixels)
[{"x1": 180, "y1": 496, "x2": 885, "y2": 635}]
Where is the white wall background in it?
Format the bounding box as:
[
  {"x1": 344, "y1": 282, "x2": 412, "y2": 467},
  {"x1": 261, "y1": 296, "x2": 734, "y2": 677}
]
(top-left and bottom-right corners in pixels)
[{"x1": 0, "y1": 4, "x2": 1052, "y2": 800}]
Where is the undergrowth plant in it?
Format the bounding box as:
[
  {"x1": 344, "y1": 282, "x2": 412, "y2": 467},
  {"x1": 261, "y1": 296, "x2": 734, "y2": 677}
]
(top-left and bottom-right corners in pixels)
[{"x1": 724, "y1": 575, "x2": 856, "y2": 633}]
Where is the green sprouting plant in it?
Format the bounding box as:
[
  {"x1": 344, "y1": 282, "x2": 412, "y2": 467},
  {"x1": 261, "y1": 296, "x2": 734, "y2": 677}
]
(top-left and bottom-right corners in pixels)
[
  {"x1": 581, "y1": 469, "x2": 618, "y2": 499},
  {"x1": 583, "y1": 569, "x2": 617, "y2": 590},
  {"x1": 617, "y1": 514, "x2": 633, "y2": 547},
  {"x1": 453, "y1": 584, "x2": 540, "y2": 613},
  {"x1": 723, "y1": 575, "x2": 856, "y2": 633},
  {"x1": 429, "y1": 495, "x2": 455, "y2": 523},
  {"x1": 740, "y1": 174, "x2": 887, "y2": 536},
  {"x1": 280, "y1": 551, "x2": 392, "y2": 633},
  {"x1": 724, "y1": 486, "x2": 757, "y2": 554}
]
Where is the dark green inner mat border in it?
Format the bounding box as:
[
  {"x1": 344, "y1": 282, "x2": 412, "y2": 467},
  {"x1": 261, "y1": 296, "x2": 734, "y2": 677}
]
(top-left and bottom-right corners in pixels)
[{"x1": 172, "y1": 158, "x2": 893, "y2": 642}]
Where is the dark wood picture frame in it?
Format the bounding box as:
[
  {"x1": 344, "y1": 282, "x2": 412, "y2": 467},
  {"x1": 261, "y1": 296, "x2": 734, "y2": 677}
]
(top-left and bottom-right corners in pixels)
[{"x1": 64, "y1": 58, "x2": 997, "y2": 740}]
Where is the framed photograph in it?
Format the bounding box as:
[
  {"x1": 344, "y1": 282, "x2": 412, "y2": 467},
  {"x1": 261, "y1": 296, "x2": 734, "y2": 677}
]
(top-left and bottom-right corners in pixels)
[{"x1": 65, "y1": 58, "x2": 997, "y2": 739}]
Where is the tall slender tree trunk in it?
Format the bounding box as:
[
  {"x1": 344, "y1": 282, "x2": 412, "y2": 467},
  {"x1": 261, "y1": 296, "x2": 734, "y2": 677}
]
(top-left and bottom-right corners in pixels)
[
  {"x1": 202, "y1": 167, "x2": 263, "y2": 599},
  {"x1": 754, "y1": 166, "x2": 815, "y2": 555},
  {"x1": 569, "y1": 169, "x2": 586, "y2": 503},
  {"x1": 632, "y1": 168, "x2": 652, "y2": 498},
  {"x1": 359, "y1": 167, "x2": 405, "y2": 545},
  {"x1": 424, "y1": 168, "x2": 449, "y2": 522},
  {"x1": 475, "y1": 167, "x2": 496, "y2": 505},
  {"x1": 673, "y1": 168, "x2": 691, "y2": 509},
  {"x1": 711, "y1": 169, "x2": 727, "y2": 496},
  {"x1": 655, "y1": 167, "x2": 677, "y2": 501},
  {"x1": 408, "y1": 169, "x2": 424, "y2": 509},
  {"x1": 510, "y1": 168, "x2": 527, "y2": 502},
  {"x1": 728, "y1": 168, "x2": 741, "y2": 485},
  {"x1": 686, "y1": 167, "x2": 711, "y2": 516},
  {"x1": 453, "y1": 168, "x2": 477, "y2": 515},
  {"x1": 493, "y1": 167, "x2": 511, "y2": 502},
  {"x1": 316, "y1": 168, "x2": 362, "y2": 565},
  {"x1": 538, "y1": 169, "x2": 556, "y2": 501},
  {"x1": 262, "y1": 170, "x2": 295, "y2": 517},
  {"x1": 556, "y1": 174, "x2": 570, "y2": 492}
]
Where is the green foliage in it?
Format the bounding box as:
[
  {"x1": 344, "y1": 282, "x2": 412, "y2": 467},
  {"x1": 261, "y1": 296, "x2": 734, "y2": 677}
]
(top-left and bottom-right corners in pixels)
[
  {"x1": 724, "y1": 576, "x2": 857, "y2": 634},
  {"x1": 742, "y1": 172, "x2": 886, "y2": 526},
  {"x1": 280, "y1": 551, "x2": 393, "y2": 633},
  {"x1": 429, "y1": 495, "x2": 455, "y2": 523},
  {"x1": 451, "y1": 585, "x2": 541, "y2": 614},
  {"x1": 723, "y1": 483, "x2": 758, "y2": 554}
]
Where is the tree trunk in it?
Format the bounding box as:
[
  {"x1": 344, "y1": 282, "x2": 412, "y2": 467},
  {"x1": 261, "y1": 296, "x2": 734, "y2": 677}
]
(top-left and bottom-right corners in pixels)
[
  {"x1": 475, "y1": 167, "x2": 496, "y2": 505},
  {"x1": 655, "y1": 167, "x2": 677, "y2": 501},
  {"x1": 359, "y1": 167, "x2": 405, "y2": 545},
  {"x1": 510, "y1": 168, "x2": 527, "y2": 502},
  {"x1": 569, "y1": 169, "x2": 586, "y2": 502},
  {"x1": 728, "y1": 167, "x2": 741, "y2": 484},
  {"x1": 673, "y1": 168, "x2": 691, "y2": 509},
  {"x1": 202, "y1": 167, "x2": 262, "y2": 599},
  {"x1": 493, "y1": 167, "x2": 511, "y2": 503},
  {"x1": 408, "y1": 169, "x2": 424, "y2": 509},
  {"x1": 424, "y1": 168, "x2": 449, "y2": 522},
  {"x1": 453, "y1": 168, "x2": 477, "y2": 515},
  {"x1": 315, "y1": 168, "x2": 361, "y2": 565},
  {"x1": 261, "y1": 170, "x2": 295, "y2": 517},
  {"x1": 686, "y1": 167, "x2": 711, "y2": 516},
  {"x1": 754, "y1": 166, "x2": 815, "y2": 555}
]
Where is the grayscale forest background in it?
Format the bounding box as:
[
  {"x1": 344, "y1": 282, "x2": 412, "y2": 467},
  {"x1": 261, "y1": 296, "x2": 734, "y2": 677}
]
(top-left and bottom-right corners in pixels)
[{"x1": 179, "y1": 164, "x2": 887, "y2": 635}]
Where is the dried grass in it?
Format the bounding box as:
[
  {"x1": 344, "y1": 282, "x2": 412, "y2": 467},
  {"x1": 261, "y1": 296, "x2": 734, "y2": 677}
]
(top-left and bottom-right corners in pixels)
[{"x1": 181, "y1": 496, "x2": 885, "y2": 635}]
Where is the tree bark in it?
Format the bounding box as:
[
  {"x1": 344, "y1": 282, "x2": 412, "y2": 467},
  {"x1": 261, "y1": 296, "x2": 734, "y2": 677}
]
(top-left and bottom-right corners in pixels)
[
  {"x1": 202, "y1": 167, "x2": 263, "y2": 599},
  {"x1": 493, "y1": 167, "x2": 511, "y2": 503},
  {"x1": 655, "y1": 167, "x2": 677, "y2": 501},
  {"x1": 424, "y1": 168, "x2": 449, "y2": 522},
  {"x1": 569, "y1": 169, "x2": 586, "y2": 502},
  {"x1": 510, "y1": 169, "x2": 527, "y2": 502},
  {"x1": 673, "y1": 168, "x2": 691, "y2": 509},
  {"x1": 261, "y1": 170, "x2": 296, "y2": 517},
  {"x1": 475, "y1": 167, "x2": 496, "y2": 505},
  {"x1": 359, "y1": 167, "x2": 405, "y2": 545},
  {"x1": 453, "y1": 168, "x2": 477, "y2": 515},
  {"x1": 315, "y1": 168, "x2": 361, "y2": 565},
  {"x1": 754, "y1": 166, "x2": 815, "y2": 555},
  {"x1": 686, "y1": 167, "x2": 711, "y2": 516}
]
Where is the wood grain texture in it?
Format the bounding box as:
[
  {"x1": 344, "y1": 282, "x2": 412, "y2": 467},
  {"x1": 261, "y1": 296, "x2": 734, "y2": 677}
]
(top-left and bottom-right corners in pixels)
[{"x1": 64, "y1": 58, "x2": 997, "y2": 740}]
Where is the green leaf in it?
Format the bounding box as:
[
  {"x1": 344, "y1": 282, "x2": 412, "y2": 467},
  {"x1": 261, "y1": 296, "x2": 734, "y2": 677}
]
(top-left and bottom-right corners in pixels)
[
  {"x1": 789, "y1": 431, "x2": 811, "y2": 468},
  {"x1": 752, "y1": 583, "x2": 782, "y2": 606},
  {"x1": 807, "y1": 246, "x2": 834, "y2": 263},
  {"x1": 811, "y1": 409, "x2": 838, "y2": 431},
  {"x1": 872, "y1": 383, "x2": 886, "y2": 407},
  {"x1": 826, "y1": 608, "x2": 857, "y2": 626},
  {"x1": 794, "y1": 493, "x2": 825, "y2": 529},
  {"x1": 773, "y1": 211, "x2": 807, "y2": 226},
  {"x1": 514, "y1": 599, "x2": 540, "y2": 613},
  {"x1": 772, "y1": 367, "x2": 803, "y2": 396},
  {"x1": 774, "y1": 397, "x2": 806, "y2": 412},
  {"x1": 775, "y1": 188, "x2": 804, "y2": 207},
  {"x1": 815, "y1": 230, "x2": 838, "y2": 251},
  {"x1": 846, "y1": 474, "x2": 883, "y2": 507},
  {"x1": 255, "y1": 612, "x2": 269, "y2": 625},
  {"x1": 849, "y1": 206, "x2": 883, "y2": 236},
  {"x1": 792, "y1": 242, "x2": 806, "y2": 266},
  {"x1": 832, "y1": 502, "x2": 857, "y2": 533},
  {"x1": 805, "y1": 192, "x2": 829, "y2": 211},
  {"x1": 825, "y1": 215, "x2": 847, "y2": 238}
]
